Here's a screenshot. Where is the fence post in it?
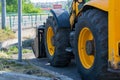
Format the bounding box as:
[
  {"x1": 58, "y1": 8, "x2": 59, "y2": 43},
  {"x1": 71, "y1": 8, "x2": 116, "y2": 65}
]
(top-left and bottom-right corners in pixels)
[
  {"x1": 9, "y1": 15, "x2": 12, "y2": 29},
  {"x1": 35, "y1": 14, "x2": 37, "y2": 26},
  {"x1": 18, "y1": 0, "x2": 22, "y2": 62},
  {"x1": 1, "y1": 0, "x2": 6, "y2": 29},
  {"x1": 13, "y1": 16, "x2": 15, "y2": 28},
  {"x1": 31, "y1": 15, "x2": 33, "y2": 27},
  {"x1": 28, "y1": 14, "x2": 31, "y2": 27},
  {"x1": 40, "y1": 14, "x2": 42, "y2": 20},
  {"x1": 48, "y1": 13, "x2": 50, "y2": 17}
]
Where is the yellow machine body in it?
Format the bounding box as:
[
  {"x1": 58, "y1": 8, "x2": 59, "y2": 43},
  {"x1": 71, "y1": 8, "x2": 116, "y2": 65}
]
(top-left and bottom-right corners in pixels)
[
  {"x1": 70, "y1": 0, "x2": 120, "y2": 70},
  {"x1": 33, "y1": 0, "x2": 120, "y2": 79},
  {"x1": 109, "y1": 0, "x2": 120, "y2": 69},
  {"x1": 70, "y1": 0, "x2": 108, "y2": 28},
  {"x1": 84, "y1": 0, "x2": 108, "y2": 12}
]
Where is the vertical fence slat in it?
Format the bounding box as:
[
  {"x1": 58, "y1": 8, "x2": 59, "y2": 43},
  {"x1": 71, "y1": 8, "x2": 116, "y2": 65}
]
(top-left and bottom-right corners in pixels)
[
  {"x1": 9, "y1": 15, "x2": 12, "y2": 29},
  {"x1": 31, "y1": 15, "x2": 33, "y2": 27},
  {"x1": 35, "y1": 14, "x2": 37, "y2": 26}
]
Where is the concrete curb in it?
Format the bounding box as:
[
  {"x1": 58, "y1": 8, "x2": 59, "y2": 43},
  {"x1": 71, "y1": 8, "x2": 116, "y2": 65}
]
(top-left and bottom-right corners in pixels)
[
  {"x1": 0, "y1": 28, "x2": 36, "y2": 50},
  {"x1": 0, "y1": 39, "x2": 18, "y2": 49},
  {"x1": 0, "y1": 70, "x2": 73, "y2": 80},
  {"x1": 0, "y1": 71, "x2": 51, "y2": 80},
  {"x1": 0, "y1": 39, "x2": 34, "y2": 50}
]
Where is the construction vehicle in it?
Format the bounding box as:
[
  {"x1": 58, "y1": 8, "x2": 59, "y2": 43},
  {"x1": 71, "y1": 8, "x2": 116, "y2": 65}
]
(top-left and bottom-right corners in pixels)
[{"x1": 32, "y1": 0, "x2": 120, "y2": 80}]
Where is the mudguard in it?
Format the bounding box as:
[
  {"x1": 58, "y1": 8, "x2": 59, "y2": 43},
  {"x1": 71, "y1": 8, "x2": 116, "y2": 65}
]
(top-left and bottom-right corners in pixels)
[
  {"x1": 50, "y1": 9, "x2": 70, "y2": 28},
  {"x1": 32, "y1": 25, "x2": 46, "y2": 58}
]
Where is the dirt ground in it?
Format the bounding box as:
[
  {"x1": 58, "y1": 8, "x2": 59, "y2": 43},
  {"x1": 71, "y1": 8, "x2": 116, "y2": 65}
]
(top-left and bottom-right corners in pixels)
[
  {"x1": 0, "y1": 28, "x2": 73, "y2": 80},
  {"x1": 0, "y1": 52, "x2": 73, "y2": 80}
]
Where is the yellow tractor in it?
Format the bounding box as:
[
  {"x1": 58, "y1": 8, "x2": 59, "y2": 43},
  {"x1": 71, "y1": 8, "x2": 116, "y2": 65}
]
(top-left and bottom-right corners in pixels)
[{"x1": 32, "y1": 0, "x2": 120, "y2": 80}]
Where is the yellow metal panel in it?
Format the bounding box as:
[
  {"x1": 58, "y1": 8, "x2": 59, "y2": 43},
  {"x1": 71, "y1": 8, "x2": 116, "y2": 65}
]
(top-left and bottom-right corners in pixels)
[
  {"x1": 109, "y1": 0, "x2": 120, "y2": 69},
  {"x1": 70, "y1": 1, "x2": 82, "y2": 28},
  {"x1": 76, "y1": 2, "x2": 79, "y2": 15},
  {"x1": 70, "y1": 1, "x2": 76, "y2": 28},
  {"x1": 85, "y1": 0, "x2": 108, "y2": 11},
  {"x1": 78, "y1": 0, "x2": 82, "y2": 3},
  {"x1": 70, "y1": 13, "x2": 76, "y2": 28}
]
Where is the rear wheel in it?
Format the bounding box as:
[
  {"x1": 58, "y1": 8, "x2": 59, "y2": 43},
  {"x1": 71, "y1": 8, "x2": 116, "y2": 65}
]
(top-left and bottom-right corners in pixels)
[
  {"x1": 74, "y1": 9, "x2": 108, "y2": 80},
  {"x1": 45, "y1": 16, "x2": 71, "y2": 67}
]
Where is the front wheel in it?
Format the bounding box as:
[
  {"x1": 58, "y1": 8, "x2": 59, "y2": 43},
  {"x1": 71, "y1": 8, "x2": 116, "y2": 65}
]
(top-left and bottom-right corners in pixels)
[
  {"x1": 74, "y1": 9, "x2": 108, "y2": 80},
  {"x1": 45, "y1": 16, "x2": 71, "y2": 67}
]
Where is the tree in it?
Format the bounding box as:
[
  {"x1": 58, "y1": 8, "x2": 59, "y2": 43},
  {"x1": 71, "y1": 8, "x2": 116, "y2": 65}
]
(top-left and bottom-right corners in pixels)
[
  {"x1": 6, "y1": 0, "x2": 40, "y2": 13},
  {"x1": 6, "y1": 0, "x2": 18, "y2": 13},
  {"x1": 22, "y1": 2, "x2": 40, "y2": 13}
]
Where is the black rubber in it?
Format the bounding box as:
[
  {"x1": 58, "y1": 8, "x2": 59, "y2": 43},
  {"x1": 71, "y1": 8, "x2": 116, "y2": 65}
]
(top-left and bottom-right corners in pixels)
[
  {"x1": 45, "y1": 16, "x2": 71, "y2": 67},
  {"x1": 74, "y1": 9, "x2": 108, "y2": 80}
]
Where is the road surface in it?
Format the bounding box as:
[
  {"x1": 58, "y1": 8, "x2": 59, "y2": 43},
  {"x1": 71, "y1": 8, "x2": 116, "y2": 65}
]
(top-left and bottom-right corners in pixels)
[{"x1": 29, "y1": 57, "x2": 82, "y2": 80}]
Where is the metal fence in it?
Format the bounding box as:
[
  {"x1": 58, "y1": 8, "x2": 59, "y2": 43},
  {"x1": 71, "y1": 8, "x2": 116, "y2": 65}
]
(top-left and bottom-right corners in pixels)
[{"x1": 0, "y1": 13, "x2": 50, "y2": 30}]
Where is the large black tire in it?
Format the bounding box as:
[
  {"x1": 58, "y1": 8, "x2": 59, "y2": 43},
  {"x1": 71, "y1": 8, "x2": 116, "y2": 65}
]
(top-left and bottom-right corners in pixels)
[
  {"x1": 45, "y1": 16, "x2": 71, "y2": 67},
  {"x1": 74, "y1": 9, "x2": 108, "y2": 80}
]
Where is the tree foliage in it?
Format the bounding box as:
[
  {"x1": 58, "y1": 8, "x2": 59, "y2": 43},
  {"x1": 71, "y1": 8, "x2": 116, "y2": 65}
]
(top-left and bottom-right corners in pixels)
[
  {"x1": 6, "y1": 0, "x2": 40, "y2": 13},
  {"x1": 6, "y1": 0, "x2": 18, "y2": 13},
  {"x1": 22, "y1": 3, "x2": 40, "y2": 13}
]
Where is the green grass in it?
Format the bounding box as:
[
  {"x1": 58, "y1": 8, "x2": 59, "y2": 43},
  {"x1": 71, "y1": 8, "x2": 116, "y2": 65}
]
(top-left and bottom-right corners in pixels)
[
  {"x1": 22, "y1": 49, "x2": 33, "y2": 53},
  {"x1": 0, "y1": 28, "x2": 15, "y2": 42},
  {"x1": 0, "y1": 53, "x2": 54, "y2": 78},
  {"x1": 0, "y1": 58, "x2": 54, "y2": 78},
  {"x1": 6, "y1": 46, "x2": 33, "y2": 55},
  {"x1": 0, "y1": 47, "x2": 54, "y2": 78},
  {"x1": 7, "y1": 46, "x2": 18, "y2": 55},
  {"x1": 0, "y1": 51, "x2": 8, "y2": 58}
]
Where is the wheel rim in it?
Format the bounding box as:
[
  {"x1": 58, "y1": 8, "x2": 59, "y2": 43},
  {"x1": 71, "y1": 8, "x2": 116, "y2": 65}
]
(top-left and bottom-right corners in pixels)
[
  {"x1": 78, "y1": 27, "x2": 95, "y2": 69},
  {"x1": 47, "y1": 26, "x2": 55, "y2": 56}
]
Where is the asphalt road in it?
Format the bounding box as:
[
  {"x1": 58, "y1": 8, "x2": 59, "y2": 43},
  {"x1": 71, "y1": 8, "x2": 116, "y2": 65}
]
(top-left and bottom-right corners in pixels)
[{"x1": 29, "y1": 58, "x2": 82, "y2": 80}]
